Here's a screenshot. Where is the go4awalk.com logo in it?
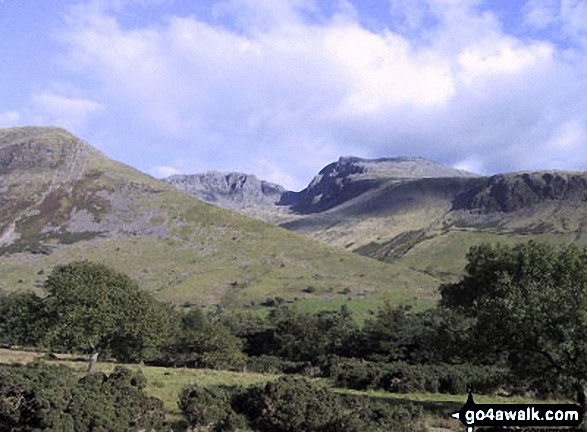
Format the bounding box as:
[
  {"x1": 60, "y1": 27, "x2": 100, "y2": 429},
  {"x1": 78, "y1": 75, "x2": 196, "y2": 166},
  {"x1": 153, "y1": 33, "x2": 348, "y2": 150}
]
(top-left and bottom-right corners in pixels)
[{"x1": 450, "y1": 393, "x2": 583, "y2": 431}]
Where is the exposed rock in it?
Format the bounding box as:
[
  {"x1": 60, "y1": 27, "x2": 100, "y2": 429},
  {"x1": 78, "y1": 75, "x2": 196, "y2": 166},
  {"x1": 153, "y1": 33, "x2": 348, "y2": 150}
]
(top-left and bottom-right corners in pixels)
[
  {"x1": 452, "y1": 172, "x2": 587, "y2": 213},
  {"x1": 280, "y1": 156, "x2": 477, "y2": 213},
  {"x1": 164, "y1": 172, "x2": 285, "y2": 209},
  {"x1": 0, "y1": 127, "x2": 174, "y2": 253}
]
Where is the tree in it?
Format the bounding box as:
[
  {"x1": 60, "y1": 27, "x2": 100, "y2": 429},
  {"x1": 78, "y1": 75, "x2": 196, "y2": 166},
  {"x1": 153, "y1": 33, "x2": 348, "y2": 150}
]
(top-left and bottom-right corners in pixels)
[
  {"x1": 440, "y1": 242, "x2": 587, "y2": 401},
  {"x1": 42, "y1": 261, "x2": 178, "y2": 365},
  {"x1": 361, "y1": 303, "x2": 425, "y2": 362},
  {"x1": 0, "y1": 291, "x2": 47, "y2": 347},
  {"x1": 162, "y1": 308, "x2": 247, "y2": 370},
  {"x1": 266, "y1": 306, "x2": 359, "y2": 363}
]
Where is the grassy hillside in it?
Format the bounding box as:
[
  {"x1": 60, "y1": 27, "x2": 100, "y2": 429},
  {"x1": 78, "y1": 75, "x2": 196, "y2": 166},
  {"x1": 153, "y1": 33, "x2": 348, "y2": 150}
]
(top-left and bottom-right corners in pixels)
[
  {"x1": 0, "y1": 127, "x2": 440, "y2": 312},
  {"x1": 282, "y1": 174, "x2": 587, "y2": 283}
]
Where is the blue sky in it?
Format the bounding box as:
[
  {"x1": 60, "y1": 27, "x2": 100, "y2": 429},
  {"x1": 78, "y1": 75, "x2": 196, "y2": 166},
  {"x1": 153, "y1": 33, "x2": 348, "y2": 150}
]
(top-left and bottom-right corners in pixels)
[{"x1": 2, "y1": 0, "x2": 587, "y2": 190}]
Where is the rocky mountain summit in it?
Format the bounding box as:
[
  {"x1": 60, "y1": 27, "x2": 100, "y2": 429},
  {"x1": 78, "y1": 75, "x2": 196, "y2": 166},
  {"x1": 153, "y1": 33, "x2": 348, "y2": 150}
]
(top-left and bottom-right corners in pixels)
[
  {"x1": 280, "y1": 156, "x2": 477, "y2": 213},
  {"x1": 6, "y1": 125, "x2": 587, "y2": 303},
  {"x1": 452, "y1": 171, "x2": 587, "y2": 213},
  {"x1": 164, "y1": 172, "x2": 290, "y2": 222},
  {"x1": 0, "y1": 126, "x2": 174, "y2": 251},
  {"x1": 165, "y1": 156, "x2": 478, "y2": 217},
  {"x1": 165, "y1": 172, "x2": 285, "y2": 208}
]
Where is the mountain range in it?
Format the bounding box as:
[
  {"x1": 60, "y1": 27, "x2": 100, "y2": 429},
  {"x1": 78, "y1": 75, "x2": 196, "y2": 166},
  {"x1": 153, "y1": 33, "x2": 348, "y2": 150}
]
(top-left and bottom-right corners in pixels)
[
  {"x1": 166, "y1": 155, "x2": 587, "y2": 284},
  {"x1": 0, "y1": 127, "x2": 437, "y2": 315},
  {"x1": 2, "y1": 126, "x2": 587, "y2": 316}
]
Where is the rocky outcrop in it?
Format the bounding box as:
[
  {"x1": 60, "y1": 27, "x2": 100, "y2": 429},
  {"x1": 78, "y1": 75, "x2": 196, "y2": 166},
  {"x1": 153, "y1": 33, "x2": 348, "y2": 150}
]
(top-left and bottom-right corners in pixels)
[
  {"x1": 452, "y1": 172, "x2": 587, "y2": 213},
  {"x1": 164, "y1": 172, "x2": 285, "y2": 209},
  {"x1": 0, "y1": 127, "x2": 174, "y2": 253}
]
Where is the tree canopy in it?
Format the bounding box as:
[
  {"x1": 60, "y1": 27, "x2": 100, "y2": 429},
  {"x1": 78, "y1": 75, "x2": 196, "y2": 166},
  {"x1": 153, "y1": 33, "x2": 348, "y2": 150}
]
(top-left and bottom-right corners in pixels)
[
  {"x1": 42, "y1": 260, "x2": 178, "y2": 362},
  {"x1": 440, "y1": 241, "x2": 587, "y2": 395}
]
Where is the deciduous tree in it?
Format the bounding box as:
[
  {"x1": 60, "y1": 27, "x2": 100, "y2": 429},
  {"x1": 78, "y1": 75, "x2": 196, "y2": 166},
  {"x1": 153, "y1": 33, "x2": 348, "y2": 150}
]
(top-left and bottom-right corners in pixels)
[
  {"x1": 42, "y1": 261, "x2": 178, "y2": 364},
  {"x1": 441, "y1": 242, "x2": 587, "y2": 401}
]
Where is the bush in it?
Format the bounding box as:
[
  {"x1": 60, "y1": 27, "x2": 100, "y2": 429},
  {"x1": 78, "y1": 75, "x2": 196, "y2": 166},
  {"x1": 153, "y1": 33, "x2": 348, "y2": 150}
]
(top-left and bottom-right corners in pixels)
[
  {"x1": 338, "y1": 397, "x2": 425, "y2": 432},
  {"x1": 330, "y1": 358, "x2": 508, "y2": 394},
  {"x1": 0, "y1": 362, "x2": 167, "y2": 431},
  {"x1": 178, "y1": 385, "x2": 247, "y2": 431},
  {"x1": 241, "y1": 376, "x2": 343, "y2": 432},
  {"x1": 179, "y1": 376, "x2": 426, "y2": 432},
  {"x1": 0, "y1": 292, "x2": 47, "y2": 347},
  {"x1": 245, "y1": 355, "x2": 314, "y2": 375}
]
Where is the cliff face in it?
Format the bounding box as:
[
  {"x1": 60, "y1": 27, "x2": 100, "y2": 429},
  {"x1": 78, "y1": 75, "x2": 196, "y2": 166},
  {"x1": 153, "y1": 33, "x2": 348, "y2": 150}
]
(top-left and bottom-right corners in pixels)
[
  {"x1": 161, "y1": 152, "x2": 587, "y2": 287},
  {"x1": 452, "y1": 172, "x2": 587, "y2": 213},
  {"x1": 0, "y1": 126, "x2": 178, "y2": 252},
  {"x1": 164, "y1": 172, "x2": 285, "y2": 209}
]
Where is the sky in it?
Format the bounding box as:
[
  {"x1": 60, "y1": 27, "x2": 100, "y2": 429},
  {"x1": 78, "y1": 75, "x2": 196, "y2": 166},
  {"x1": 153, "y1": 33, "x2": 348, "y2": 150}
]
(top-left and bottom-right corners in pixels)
[{"x1": 1, "y1": 0, "x2": 587, "y2": 191}]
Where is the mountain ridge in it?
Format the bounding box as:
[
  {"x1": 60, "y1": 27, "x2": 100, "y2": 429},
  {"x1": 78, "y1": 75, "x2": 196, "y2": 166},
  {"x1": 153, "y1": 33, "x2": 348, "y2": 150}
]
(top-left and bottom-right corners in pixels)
[
  {"x1": 5, "y1": 126, "x2": 587, "y2": 314},
  {"x1": 164, "y1": 154, "x2": 587, "y2": 285},
  {"x1": 165, "y1": 155, "x2": 478, "y2": 218},
  {"x1": 0, "y1": 126, "x2": 437, "y2": 314}
]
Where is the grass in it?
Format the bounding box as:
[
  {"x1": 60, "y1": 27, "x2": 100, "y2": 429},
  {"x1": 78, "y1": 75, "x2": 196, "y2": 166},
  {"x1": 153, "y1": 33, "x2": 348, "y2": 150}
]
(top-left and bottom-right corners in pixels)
[
  {"x1": 291, "y1": 294, "x2": 437, "y2": 323},
  {"x1": 0, "y1": 224, "x2": 442, "y2": 311},
  {"x1": 396, "y1": 230, "x2": 584, "y2": 283},
  {"x1": 61, "y1": 360, "x2": 279, "y2": 413},
  {"x1": 333, "y1": 387, "x2": 569, "y2": 405},
  {"x1": 0, "y1": 126, "x2": 446, "y2": 310}
]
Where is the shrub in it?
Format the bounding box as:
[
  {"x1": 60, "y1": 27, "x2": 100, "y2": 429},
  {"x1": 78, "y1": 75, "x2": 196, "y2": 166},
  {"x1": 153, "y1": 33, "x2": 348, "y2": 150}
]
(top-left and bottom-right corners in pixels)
[
  {"x1": 178, "y1": 385, "x2": 248, "y2": 431},
  {"x1": 330, "y1": 358, "x2": 508, "y2": 394},
  {"x1": 179, "y1": 376, "x2": 426, "y2": 432},
  {"x1": 337, "y1": 397, "x2": 426, "y2": 432},
  {"x1": 241, "y1": 376, "x2": 342, "y2": 432},
  {"x1": 179, "y1": 385, "x2": 223, "y2": 430},
  {"x1": 0, "y1": 362, "x2": 167, "y2": 431}
]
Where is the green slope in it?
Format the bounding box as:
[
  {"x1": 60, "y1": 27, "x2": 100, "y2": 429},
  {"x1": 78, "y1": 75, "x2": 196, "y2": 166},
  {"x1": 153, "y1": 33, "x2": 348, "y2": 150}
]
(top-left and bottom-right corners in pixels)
[
  {"x1": 0, "y1": 127, "x2": 440, "y2": 311},
  {"x1": 282, "y1": 174, "x2": 587, "y2": 284}
]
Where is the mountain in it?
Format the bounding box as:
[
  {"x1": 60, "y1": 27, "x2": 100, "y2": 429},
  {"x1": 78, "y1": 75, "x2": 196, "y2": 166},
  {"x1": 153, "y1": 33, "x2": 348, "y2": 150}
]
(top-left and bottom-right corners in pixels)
[
  {"x1": 164, "y1": 156, "x2": 476, "y2": 220},
  {"x1": 164, "y1": 172, "x2": 290, "y2": 222},
  {"x1": 0, "y1": 127, "x2": 438, "y2": 313},
  {"x1": 284, "y1": 170, "x2": 587, "y2": 283},
  {"x1": 165, "y1": 157, "x2": 587, "y2": 285},
  {"x1": 278, "y1": 156, "x2": 476, "y2": 214}
]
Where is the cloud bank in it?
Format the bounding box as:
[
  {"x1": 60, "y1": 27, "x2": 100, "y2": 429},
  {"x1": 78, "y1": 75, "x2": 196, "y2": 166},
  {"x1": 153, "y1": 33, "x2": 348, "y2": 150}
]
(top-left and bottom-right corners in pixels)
[{"x1": 8, "y1": 0, "x2": 587, "y2": 189}]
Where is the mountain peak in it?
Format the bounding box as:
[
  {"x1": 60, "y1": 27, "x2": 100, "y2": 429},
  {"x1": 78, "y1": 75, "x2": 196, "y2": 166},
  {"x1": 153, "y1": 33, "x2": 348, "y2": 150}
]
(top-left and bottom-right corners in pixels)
[
  {"x1": 329, "y1": 155, "x2": 476, "y2": 180},
  {"x1": 0, "y1": 126, "x2": 93, "y2": 174},
  {"x1": 164, "y1": 171, "x2": 286, "y2": 210},
  {"x1": 281, "y1": 155, "x2": 478, "y2": 213}
]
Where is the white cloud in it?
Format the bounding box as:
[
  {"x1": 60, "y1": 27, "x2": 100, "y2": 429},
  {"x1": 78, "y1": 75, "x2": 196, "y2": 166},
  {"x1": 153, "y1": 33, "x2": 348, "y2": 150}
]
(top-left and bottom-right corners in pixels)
[
  {"x1": 523, "y1": 0, "x2": 587, "y2": 46},
  {"x1": 253, "y1": 158, "x2": 302, "y2": 190},
  {"x1": 458, "y1": 40, "x2": 554, "y2": 83},
  {"x1": 523, "y1": 0, "x2": 558, "y2": 29},
  {"x1": 0, "y1": 110, "x2": 21, "y2": 126},
  {"x1": 38, "y1": 0, "x2": 587, "y2": 189},
  {"x1": 547, "y1": 119, "x2": 586, "y2": 150},
  {"x1": 560, "y1": 0, "x2": 587, "y2": 44},
  {"x1": 324, "y1": 24, "x2": 455, "y2": 113},
  {"x1": 149, "y1": 165, "x2": 182, "y2": 178},
  {"x1": 29, "y1": 92, "x2": 104, "y2": 133},
  {"x1": 453, "y1": 157, "x2": 485, "y2": 175}
]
